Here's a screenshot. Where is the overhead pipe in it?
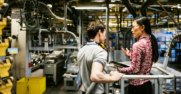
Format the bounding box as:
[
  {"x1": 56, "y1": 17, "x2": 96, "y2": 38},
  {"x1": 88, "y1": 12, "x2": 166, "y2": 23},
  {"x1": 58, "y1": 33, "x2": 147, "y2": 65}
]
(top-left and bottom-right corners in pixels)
[
  {"x1": 56, "y1": 30, "x2": 80, "y2": 49},
  {"x1": 122, "y1": 0, "x2": 137, "y2": 18},
  {"x1": 39, "y1": 29, "x2": 49, "y2": 45},
  {"x1": 131, "y1": 2, "x2": 174, "y2": 19},
  {"x1": 39, "y1": 2, "x2": 72, "y2": 22},
  {"x1": 54, "y1": 0, "x2": 80, "y2": 50},
  {"x1": 156, "y1": 0, "x2": 181, "y2": 30},
  {"x1": 141, "y1": 0, "x2": 155, "y2": 16}
]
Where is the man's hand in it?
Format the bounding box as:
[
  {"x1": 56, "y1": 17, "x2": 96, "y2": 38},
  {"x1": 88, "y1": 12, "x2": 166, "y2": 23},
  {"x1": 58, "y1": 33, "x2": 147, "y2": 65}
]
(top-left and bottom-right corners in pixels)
[
  {"x1": 122, "y1": 48, "x2": 130, "y2": 56},
  {"x1": 110, "y1": 71, "x2": 123, "y2": 81}
]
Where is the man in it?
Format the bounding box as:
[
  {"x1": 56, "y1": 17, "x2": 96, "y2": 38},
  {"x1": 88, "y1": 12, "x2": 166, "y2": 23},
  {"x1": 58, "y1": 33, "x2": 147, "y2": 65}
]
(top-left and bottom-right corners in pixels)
[{"x1": 77, "y1": 22, "x2": 123, "y2": 94}]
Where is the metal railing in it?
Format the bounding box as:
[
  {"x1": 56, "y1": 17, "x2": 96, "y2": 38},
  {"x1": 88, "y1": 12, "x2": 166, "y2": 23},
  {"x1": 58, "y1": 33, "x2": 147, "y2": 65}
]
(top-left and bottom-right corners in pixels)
[{"x1": 86, "y1": 65, "x2": 174, "y2": 94}]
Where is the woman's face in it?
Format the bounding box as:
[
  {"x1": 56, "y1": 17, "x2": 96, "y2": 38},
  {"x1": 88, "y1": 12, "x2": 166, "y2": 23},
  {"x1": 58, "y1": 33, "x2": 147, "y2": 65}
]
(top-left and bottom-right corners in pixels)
[{"x1": 131, "y1": 21, "x2": 144, "y2": 38}]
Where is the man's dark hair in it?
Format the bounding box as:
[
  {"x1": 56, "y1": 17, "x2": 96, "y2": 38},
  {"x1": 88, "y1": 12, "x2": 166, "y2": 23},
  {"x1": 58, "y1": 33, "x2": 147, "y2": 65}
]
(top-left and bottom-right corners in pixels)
[{"x1": 87, "y1": 21, "x2": 105, "y2": 39}]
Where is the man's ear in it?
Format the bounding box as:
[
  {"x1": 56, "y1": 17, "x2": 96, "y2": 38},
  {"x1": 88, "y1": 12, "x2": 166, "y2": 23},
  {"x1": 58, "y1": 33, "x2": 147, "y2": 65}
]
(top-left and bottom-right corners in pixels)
[{"x1": 98, "y1": 29, "x2": 102, "y2": 35}]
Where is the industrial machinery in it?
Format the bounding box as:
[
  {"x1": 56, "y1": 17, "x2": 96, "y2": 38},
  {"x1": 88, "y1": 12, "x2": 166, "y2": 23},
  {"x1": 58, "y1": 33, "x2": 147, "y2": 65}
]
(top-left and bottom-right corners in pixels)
[
  {"x1": 63, "y1": 51, "x2": 81, "y2": 91},
  {"x1": 0, "y1": 0, "x2": 179, "y2": 93},
  {"x1": 30, "y1": 53, "x2": 45, "y2": 72},
  {"x1": 43, "y1": 50, "x2": 65, "y2": 85}
]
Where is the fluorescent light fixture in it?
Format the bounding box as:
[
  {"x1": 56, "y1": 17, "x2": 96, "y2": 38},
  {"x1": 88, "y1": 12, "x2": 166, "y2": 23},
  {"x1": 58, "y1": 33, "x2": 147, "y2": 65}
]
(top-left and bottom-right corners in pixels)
[{"x1": 72, "y1": 6, "x2": 107, "y2": 10}]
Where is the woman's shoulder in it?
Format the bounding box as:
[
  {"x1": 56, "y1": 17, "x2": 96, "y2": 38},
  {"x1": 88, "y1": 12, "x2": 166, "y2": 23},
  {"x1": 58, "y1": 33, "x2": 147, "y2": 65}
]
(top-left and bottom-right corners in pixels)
[{"x1": 133, "y1": 38, "x2": 149, "y2": 48}]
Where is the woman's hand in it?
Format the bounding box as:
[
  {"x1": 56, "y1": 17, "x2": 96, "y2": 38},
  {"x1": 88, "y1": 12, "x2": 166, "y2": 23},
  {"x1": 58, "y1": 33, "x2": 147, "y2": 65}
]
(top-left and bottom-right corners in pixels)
[{"x1": 122, "y1": 48, "x2": 130, "y2": 56}]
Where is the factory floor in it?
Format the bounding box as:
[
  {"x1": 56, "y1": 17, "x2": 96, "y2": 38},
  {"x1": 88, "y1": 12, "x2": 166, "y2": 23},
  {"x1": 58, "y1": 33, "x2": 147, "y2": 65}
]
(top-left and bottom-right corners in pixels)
[{"x1": 31, "y1": 57, "x2": 181, "y2": 94}]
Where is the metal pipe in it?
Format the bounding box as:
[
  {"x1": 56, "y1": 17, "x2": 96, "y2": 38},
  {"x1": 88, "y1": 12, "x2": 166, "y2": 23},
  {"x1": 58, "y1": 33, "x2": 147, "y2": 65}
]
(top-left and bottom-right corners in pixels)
[
  {"x1": 156, "y1": 0, "x2": 181, "y2": 30},
  {"x1": 81, "y1": 11, "x2": 84, "y2": 46},
  {"x1": 67, "y1": 5, "x2": 73, "y2": 14},
  {"x1": 56, "y1": 30, "x2": 80, "y2": 49},
  {"x1": 106, "y1": 0, "x2": 109, "y2": 62},
  {"x1": 121, "y1": 79, "x2": 124, "y2": 94},
  {"x1": 154, "y1": 12, "x2": 156, "y2": 24},
  {"x1": 39, "y1": 29, "x2": 49, "y2": 45},
  {"x1": 39, "y1": 2, "x2": 72, "y2": 22},
  {"x1": 115, "y1": 14, "x2": 119, "y2": 50},
  {"x1": 152, "y1": 66, "x2": 173, "y2": 76},
  {"x1": 127, "y1": 20, "x2": 128, "y2": 27},
  {"x1": 122, "y1": 0, "x2": 137, "y2": 18},
  {"x1": 121, "y1": 74, "x2": 173, "y2": 79},
  {"x1": 141, "y1": 0, "x2": 155, "y2": 16},
  {"x1": 64, "y1": 0, "x2": 67, "y2": 31},
  {"x1": 86, "y1": 82, "x2": 96, "y2": 94},
  {"x1": 178, "y1": 9, "x2": 179, "y2": 23},
  {"x1": 154, "y1": 79, "x2": 158, "y2": 94},
  {"x1": 157, "y1": 12, "x2": 159, "y2": 24},
  {"x1": 162, "y1": 32, "x2": 181, "y2": 69},
  {"x1": 85, "y1": 65, "x2": 174, "y2": 94},
  {"x1": 84, "y1": 66, "x2": 174, "y2": 94},
  {"x1": 48, "y1": 35, "x2": 51, "y2": 44},
  {"x1": 79, "y1": 10, "x2": 82, "y2": 47},
  {"x1": 119, "y1": 7, "x2": 122, "y2": 50}
]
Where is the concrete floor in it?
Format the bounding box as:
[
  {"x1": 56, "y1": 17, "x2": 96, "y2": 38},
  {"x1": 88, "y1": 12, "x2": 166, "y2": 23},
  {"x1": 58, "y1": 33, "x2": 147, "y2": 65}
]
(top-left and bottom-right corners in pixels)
[{"x1": 44, "y1": 80, "x2": 82, "y2": 94}]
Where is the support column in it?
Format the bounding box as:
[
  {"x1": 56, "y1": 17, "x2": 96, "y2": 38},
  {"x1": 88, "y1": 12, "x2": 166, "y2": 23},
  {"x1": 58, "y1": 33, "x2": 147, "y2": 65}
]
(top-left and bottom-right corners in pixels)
[
  {"x1": 81, "y1": 11, "x2": 84, "y2": 46},
  {"x1": 79, "y1": 11, "x2": 82, "y2": 46},
  {"x1": 106, "y1": 0, "x2": 109, "y2": 62},
  {"x1": 154, "y1": 12, "x2": 156, "y2": 24},
  {"x1": 11, "y1": 8, "x2": 31, "y2": 92},
  {"x1": 157, "y1": 12, "x2": 159, "y2": 24},
  {"x1": 119, "y1": 7, "x2": 122, "y2": 50},
  {"x1": 178, "y1": 9, "x2": 180, "y2": 23}
]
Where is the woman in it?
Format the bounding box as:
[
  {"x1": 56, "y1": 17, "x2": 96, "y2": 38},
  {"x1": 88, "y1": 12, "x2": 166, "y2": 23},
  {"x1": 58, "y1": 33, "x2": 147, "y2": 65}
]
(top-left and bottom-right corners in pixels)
[{"x1": 117, "y1": 17, "x2": 159, "y2": 94}]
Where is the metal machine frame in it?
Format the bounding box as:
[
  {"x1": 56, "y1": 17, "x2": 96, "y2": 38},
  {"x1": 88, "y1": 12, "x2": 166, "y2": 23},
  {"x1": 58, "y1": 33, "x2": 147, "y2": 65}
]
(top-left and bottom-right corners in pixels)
[{"x1": 43, "y1": 50, "x2": 65, "y2": 85}]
